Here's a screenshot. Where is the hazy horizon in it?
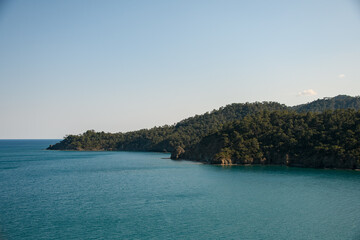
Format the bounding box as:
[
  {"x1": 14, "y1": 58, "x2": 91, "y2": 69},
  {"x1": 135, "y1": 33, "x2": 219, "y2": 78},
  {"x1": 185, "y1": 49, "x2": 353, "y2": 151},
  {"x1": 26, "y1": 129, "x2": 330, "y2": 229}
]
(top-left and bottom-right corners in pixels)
[{"x1": 1, "y1": 0, "x2": 360, "y2": 138}]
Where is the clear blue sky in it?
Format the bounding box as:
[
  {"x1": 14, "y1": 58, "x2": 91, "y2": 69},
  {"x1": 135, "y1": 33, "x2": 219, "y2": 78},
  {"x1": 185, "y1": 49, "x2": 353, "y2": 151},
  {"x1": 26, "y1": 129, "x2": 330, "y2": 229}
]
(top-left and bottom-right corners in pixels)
[{"x1": 1, "y1": 0, "x2": 360, "y2": 139}]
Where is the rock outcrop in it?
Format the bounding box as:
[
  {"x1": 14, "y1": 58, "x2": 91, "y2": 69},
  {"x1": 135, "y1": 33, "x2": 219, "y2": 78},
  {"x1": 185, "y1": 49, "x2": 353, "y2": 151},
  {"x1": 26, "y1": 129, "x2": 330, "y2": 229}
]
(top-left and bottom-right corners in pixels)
[{"x1": 170, "y1": 146, "x2": 185, "y2": 160}]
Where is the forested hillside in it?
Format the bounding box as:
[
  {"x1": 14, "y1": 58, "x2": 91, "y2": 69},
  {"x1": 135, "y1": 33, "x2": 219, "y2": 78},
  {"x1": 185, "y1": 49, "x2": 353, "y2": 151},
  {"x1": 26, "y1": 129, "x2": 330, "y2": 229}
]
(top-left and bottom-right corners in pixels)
[
  {"x1": 48, "y1": 95, "x2": 360, "y2": 168},
  {"x1": 48, "y1": 102, "x2": 287, "y2": 151},
  {"x1": 178, "y1": 109, "x2": 360, "y2": 169},
  {"x1": 292, "y1": 95, "x2": 360, "y2": 112}
]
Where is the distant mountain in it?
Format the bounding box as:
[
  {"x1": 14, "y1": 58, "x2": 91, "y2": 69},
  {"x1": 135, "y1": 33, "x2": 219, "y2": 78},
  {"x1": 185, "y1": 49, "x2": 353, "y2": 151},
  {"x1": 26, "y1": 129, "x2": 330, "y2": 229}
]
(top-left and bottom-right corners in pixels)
[{"x1": 48, "y1": 95, "x2": 360, "y2": 163}]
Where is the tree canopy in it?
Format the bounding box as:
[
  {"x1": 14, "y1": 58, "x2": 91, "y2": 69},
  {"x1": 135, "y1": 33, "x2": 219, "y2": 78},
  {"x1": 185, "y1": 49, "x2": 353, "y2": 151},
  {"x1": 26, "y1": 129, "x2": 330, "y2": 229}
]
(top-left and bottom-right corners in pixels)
[
  {"x1": 180, "y1": 109, "x2": 360, "y2": 169},
  {"x1": 48, "y1": 95, "x2": 360, "y2": 169}
]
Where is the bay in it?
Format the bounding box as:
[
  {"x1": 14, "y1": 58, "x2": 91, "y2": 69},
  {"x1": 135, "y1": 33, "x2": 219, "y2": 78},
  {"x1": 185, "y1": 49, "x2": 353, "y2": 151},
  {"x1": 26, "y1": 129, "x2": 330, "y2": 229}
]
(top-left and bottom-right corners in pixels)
[{"x1": 0, "y1": 140, "x2": 359, "y2": 240}]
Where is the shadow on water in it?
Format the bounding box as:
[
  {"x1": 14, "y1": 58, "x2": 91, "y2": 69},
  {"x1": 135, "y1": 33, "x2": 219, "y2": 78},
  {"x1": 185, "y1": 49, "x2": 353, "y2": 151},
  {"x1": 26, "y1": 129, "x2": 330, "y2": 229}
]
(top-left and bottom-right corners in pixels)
[{"x1": 207, "y1": 164, "x2": 360, "y2": 180}]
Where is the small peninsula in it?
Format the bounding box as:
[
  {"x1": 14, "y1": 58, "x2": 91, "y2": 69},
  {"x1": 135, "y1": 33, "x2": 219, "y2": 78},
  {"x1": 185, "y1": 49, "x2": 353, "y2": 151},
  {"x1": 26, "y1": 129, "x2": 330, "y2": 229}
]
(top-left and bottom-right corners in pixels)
[{"x1": 48, "y1": 95, "x2": 360, "y2": 170}]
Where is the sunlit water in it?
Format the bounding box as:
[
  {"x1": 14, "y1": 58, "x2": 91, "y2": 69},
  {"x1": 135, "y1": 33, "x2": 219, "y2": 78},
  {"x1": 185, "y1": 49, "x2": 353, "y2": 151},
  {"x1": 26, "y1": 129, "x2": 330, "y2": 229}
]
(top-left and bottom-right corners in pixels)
[{"x1": 0, "y1": 140, "x2": 359, "y2": 240}]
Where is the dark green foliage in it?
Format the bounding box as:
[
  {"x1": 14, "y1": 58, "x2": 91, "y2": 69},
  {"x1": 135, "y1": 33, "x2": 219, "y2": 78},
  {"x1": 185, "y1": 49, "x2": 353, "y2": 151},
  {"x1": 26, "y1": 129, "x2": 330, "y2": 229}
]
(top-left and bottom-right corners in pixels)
[
  {"x1": 48, "y1": 101, "x2": 287, "y2": 151},
  {"x1": 47, "y1": 95, "x2": 360, "y2": 169},
  {"x1": 181, "y1": 110, "x2": 360, "y2": 169},
  {"x1": 48, "y1": 130, "x2": 124, "y2": 151},
  {"x1": 292, "y1": 95, "x2": 360, "y2": 113}
]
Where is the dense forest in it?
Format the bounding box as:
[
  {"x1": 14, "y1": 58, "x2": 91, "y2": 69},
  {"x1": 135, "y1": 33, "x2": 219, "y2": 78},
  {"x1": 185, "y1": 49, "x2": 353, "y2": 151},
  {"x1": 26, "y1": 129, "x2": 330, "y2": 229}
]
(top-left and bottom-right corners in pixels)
[
  {"x1": 48, "y1": 101, "x2": 287, "y2": 151},
  {"x1": 178, "y1": 109, "x2": 360, "y2": 169},
  {"x1": 48, "y1": 95, "x2": 360, "y2": 169},
  {"x1": 292, "y1": 95, "x2": 360, "y2": 112}
]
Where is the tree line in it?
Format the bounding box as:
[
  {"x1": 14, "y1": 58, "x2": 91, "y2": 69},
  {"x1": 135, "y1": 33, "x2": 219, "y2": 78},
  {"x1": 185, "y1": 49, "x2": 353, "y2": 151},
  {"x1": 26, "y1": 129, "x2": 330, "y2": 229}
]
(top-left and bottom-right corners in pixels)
[{"x1": 47, "y1": 95, "x2": 360, "y2": 169}]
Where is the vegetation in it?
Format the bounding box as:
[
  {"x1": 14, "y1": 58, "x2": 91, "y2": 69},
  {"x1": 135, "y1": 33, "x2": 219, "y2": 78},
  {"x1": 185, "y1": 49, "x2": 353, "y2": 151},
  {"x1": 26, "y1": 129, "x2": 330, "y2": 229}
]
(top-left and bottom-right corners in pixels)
[
  {"x1": 48, "y1": 95, "x2": 360, "y2": 169},
  {"x1": 292, "y1": 95, "x2": 360, "y2": 113},
  {"x1": 48, "y1": 101, "x2": 287, "y2": 151},
  {"x1": 180, "y1": 109, "x2": 360, "y2": 169}
]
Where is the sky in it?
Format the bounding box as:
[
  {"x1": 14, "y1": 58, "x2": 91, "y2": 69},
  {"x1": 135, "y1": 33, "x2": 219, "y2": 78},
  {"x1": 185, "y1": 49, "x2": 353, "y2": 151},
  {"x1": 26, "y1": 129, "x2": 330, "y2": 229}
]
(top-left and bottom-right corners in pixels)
[{"x1": 0, "y1": 0, "x2": 360, "y2": 139}]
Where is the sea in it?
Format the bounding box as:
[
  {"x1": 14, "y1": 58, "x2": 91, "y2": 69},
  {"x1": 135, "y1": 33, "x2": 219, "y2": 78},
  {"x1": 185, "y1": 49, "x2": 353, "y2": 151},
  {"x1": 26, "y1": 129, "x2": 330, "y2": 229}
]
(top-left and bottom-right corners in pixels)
[{"x1": 0, "y1": 139, "x2": 359, "y2": 240}]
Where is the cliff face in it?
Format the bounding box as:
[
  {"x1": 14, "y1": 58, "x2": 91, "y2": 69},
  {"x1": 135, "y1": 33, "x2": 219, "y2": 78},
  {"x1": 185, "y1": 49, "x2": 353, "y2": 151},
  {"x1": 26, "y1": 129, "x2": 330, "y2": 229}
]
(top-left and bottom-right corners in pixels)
[
  {"x1": 175, "y1": 110, "x2": 360, "y2": 170},
  {"x1": 170, "y1": 146, "x2": 185, "y2": 160}
]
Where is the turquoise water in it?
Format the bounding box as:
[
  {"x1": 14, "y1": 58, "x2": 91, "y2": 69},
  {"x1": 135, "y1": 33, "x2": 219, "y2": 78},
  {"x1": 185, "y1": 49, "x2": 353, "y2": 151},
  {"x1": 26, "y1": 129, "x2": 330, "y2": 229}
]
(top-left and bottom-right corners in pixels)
[{"x1": 0, "y1": 140, "x2": 360, "y2": 240}]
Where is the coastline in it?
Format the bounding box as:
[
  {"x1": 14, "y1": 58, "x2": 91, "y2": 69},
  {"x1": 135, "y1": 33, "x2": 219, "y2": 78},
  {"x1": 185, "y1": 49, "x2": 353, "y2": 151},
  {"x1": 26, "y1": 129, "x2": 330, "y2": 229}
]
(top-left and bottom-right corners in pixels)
[
  {"x1": 48, "y1": 147, "x2": 360, "y2": 171},
  {"x1": 173, "y1": 157, "x2": 360, "y2": 171}
]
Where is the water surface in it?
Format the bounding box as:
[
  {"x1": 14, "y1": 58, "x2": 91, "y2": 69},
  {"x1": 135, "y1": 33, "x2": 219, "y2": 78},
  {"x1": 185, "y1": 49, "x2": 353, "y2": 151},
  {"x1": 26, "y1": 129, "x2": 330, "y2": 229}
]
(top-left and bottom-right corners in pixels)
[{"x1": 0, "y1": 140, "x2": 359, "y2": 239}]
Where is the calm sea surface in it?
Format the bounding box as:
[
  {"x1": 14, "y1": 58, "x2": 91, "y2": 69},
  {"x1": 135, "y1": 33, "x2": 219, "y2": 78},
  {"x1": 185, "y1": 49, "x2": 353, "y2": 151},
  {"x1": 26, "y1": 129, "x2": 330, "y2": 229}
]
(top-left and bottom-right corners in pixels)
[{"x1": 0, "y1": 140, "x2": 359, "y2": 240}]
